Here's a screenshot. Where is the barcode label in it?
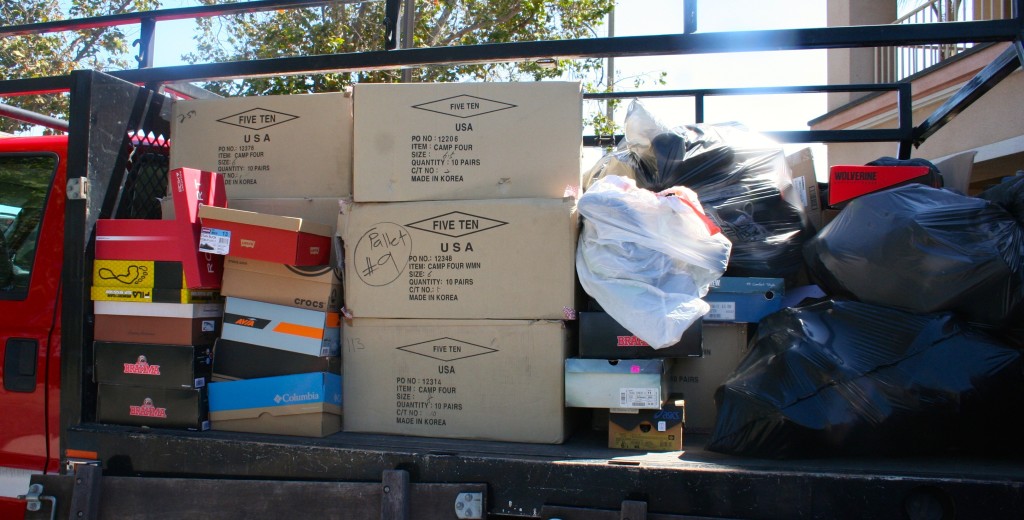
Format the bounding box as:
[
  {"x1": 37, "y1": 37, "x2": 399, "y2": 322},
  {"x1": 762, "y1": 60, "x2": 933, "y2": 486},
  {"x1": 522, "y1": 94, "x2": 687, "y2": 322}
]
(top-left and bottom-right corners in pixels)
[
  {"x1": 618, "y1": 387, "x2": 660, "y2": 408},
  {"x1": 706, "y1": 301, "x2": 736, "y2": 321},
  {"x1": 199, "y1": 227, "x2": 231, "y2": 255}
]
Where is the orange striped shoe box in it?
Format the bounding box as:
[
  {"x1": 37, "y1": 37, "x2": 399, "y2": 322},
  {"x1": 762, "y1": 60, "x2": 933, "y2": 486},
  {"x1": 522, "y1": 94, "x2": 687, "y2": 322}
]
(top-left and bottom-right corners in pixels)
[{"x1": 221, "y1": 297, "x2": 340, "y2": 357}]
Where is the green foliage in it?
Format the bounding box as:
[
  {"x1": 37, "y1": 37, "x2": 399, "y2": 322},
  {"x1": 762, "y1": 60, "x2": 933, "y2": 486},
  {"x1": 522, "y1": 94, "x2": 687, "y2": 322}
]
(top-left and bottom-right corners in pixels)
[{"x1": 0, "y1": 0, "x2": 160, "y2": 133}]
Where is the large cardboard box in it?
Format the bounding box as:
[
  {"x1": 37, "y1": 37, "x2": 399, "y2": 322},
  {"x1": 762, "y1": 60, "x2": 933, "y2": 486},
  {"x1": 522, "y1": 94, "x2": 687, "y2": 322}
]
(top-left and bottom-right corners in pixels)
[
  {"x1": 667, "y1": 323, "x2": 750, "y2": 434},
  {"x1": 221, "y1": 297, "x2": 340, "y2": 357},
  {"x1": 212, "y1": 338, "x2": 341, "y2": 381},
  {"x1": 199, "y1": 205, "x2": 332, "y2": 266},
  {"x1": 608, "y1": 395, "x2": 686, "y2": 451},
  {"x1": 704, "y1": 277, "x2": 785, "y2": 323},
  {"x1": 222, "y1": 256, "x2": 341, "y2": 312},
  {"x1": 343, "y1": 318, "x2": 571, "y2": 443},
  {"x1": 578, "y1": 312, "x2": 702, "y2": 359},
  {"x1": 94, "y1": 342, "x2": 212, "y2": 389},
  {"x1": 96, "y1": 384, "x2": 209, "y2": 431},
  {"x1": 564, "y1": 358, "x2": 671, "y2": 410},
  {"x1": 352, "y1": 82, "x2": 582, "y2": 202},
  {"x1": 170, "y1": 92, "x2": 353, "y2": 199},
  {"x1": 338, "y1": 197, "x2": 578, "y2": 319},
  {"x1": 208, "y1": 372, "x2": 342, "y2": 437},
  {"x1": 96, "y1": 168, "x2": 226, "y2": 289}
]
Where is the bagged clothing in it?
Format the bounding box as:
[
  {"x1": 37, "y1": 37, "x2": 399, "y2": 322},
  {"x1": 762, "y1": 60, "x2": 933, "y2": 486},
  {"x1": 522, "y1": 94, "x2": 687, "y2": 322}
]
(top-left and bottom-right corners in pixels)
[
  {"x1": 576, "y1": 175, "x2": 731, "y2": 350},
  {"x1": 708, "y1": 300, "x2": 1024, "y2": 458}
]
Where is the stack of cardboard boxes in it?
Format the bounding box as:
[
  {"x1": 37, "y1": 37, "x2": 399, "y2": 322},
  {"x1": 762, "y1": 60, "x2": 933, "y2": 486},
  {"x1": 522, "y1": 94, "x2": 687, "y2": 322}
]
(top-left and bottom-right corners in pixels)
[
  {"x1": 338, "y1": 82, "x2": 584, "y2": 443},
  {"x1": 167, "y1": 92, "x2": 354, "y2": 437},
  {"x1": 91, "y1": 167, "x2": 227, "y2": 431}
]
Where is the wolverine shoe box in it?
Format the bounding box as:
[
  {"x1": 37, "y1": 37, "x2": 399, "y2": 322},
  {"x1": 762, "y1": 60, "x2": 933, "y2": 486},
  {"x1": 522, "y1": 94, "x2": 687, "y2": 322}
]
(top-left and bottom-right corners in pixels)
[
  {"x1": 97, "y1": 384, "x2": 209, "y2": 431},
  {"x1": 343, "y1": 318, "x2": 572, "y2": 444},
  {"x1": 578, "y1": 312, "x2": 702, "y2": 359},
  {"x1": 93, "y1": 342, "x2": 212, "y2": 389},
  {"x1": 564, "y1": 358, "x2": 671, "y2": 410},
  {"x1": 608, "y1": 395, "x2": 686, "y2": 451},
  {"x1": 212, "y1": 338, "x2": 341, "y2": 381},
  {"x1": 353, "y1": 82, "x2": 582, "y2": 202},
  {"x1": 667, "y1": 323, "x2": 750, "y2": 434},
  {"x1": 704, "y1": 277, "x2": 785, "y2": 323},
  {"x1": 208, "y1": 372, "x2": 342, "y2": 437},
  {"x1": 221, "y1": 257, "x2": 341, "y2": 312},
  {"x1": 93, "y1": 302, "x2": 223, "y2": 345},
  {"x1": 199, "y1": 205, "x2": 332, "y2": 266},
  {"x1": 170, "y1": 92, "x2": 353, "y2": 199},
  {"x1": 96, "y1": 168, "x2": 226, "y2": 289},
  {"x1": 828, "y1": 164, "x2": 936, "y2": 207},
  {"x1": 338, "y1": 197, "x2": 578, "y2": 319},
  {"x1": 221, "y1": 297, "x2": 340, "y2": 357}
]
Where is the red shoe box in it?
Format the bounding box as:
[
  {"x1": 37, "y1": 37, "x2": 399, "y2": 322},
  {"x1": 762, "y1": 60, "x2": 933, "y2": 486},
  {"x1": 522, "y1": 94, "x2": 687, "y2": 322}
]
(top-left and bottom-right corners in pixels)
[
  {"x1": 96, "y1": 168, "x2": 226, "y2": 289},
  {"x1": 828, "y1": 165, "x2": 934, "y2": 207},
  {"x1": 198, "y1": 205, "x2": 332, "y2": 266}
]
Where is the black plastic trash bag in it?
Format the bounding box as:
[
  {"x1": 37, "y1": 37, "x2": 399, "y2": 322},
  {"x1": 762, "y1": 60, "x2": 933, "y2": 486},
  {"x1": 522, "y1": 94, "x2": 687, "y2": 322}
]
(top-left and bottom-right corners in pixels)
[
  {"x1": 804, "y1": 183, "x2": 1024, "y2": 330},
  {"x1": 583, "y1": 100, "x2": 809, "y2": 279},
  {"x1": 708, "y1": 300, "x2": 1024, "y2": 458}
]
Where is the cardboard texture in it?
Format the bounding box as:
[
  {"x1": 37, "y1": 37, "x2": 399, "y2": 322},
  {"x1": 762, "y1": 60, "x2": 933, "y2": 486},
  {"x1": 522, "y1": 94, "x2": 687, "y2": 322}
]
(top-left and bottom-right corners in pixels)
[
  {"x1": 94, "y1": 342, "x2": 212, "y2": 389},
  {"x1": 221, "y1": 297, "x2": 340, "y2": 357},
  {"x1": 578, "y1": 312, "x2": 702, "y2": 359},
  {"x1": 92, "y1": 260, "x2": 187, "y2": 289},
  {"x1": 93, "y1": 301, "x2": 224, "y2": 318},
  {"x1": 170, "y1": 92, "x2": 353, "y2": 199},
  {"x1": 212, "y1": 338, "x2": 341, "y2": 381},
  {"x1": 667, "y1": 323, "x2": 750, "y2": 434},
  {"x1": 828, "y1": 164, "x2": 934, "y2": 206},
  {"x1": 338, "y1": 197, "x2": 578, "y2": 319},
  {"x1": 89, "y1": 286, "x2": 221, "y2": 304},
  {"x1": 96, "y1": 168, "x2": 226, "y2": 289},
  {"x1": 705, "y1": 277, "x2": 785, "y2": 323},
  {"x1": 199, "y1": 205, "x2": 332, "y2": 266},
  {"x1": 353, "y1": 82, "x2": 583, "y2": 202},
  {"x1": 222, "y1": 256, "x2": 341, "y2": 312},
  {"x1": 228, "y1": 197, "x2": 342, "y2": 233},
  {"x1": 343, "y1": 318, "x2": 571, "y2": 444},
  {"x1": 95, "y1": 314, "x2": 220, "y2": 346},
  {"x1": 608, "y1": 396, "x2": 686, "y2": 451},
  {"x1": 208, "y1": 372, "x2": 342, "y2": 437},
  {"x1": 785, "y1": 147, "x2": 823, "y2": 231},
  {"x1": 564, "y1": 358, "x2": 671, "y2": 410},
  {"x1": 96, "y1": 384, "x2": 209, "y2": 430}
]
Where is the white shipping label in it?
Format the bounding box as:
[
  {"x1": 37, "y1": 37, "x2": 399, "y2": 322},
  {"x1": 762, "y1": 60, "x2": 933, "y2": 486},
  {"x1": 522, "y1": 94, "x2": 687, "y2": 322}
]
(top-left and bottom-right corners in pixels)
[
  {"x1": 619, "y1": 387, "x2": 660, "y2": 408},
  {"x1": 199, "y1": 227, "x2": 231, "y2": 255},
  {"x1": 792, "y1": 175, "x2": 808, "y2": 207},
  {"x1": 707, "y1": 301, "x2": 736, "y2": 321},
  {"x1": 658, "y1": 421, "x2": 667, "y2": 432}
]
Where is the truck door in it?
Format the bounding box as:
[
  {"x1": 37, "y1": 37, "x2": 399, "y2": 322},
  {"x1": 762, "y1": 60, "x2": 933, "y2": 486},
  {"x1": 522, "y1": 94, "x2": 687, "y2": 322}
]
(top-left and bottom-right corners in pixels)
[{"x1": 0, "y1": 136, "x2": 66, "y2": 516}]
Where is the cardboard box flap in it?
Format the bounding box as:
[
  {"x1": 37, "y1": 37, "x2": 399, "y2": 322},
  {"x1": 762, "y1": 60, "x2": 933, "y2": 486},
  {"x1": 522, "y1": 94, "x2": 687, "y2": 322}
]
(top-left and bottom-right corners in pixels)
[
  {"x1": 200, "y1": 205, "x2": 333, "y2": 237},
  {"x1": 210, "y1": 401, "x2": 341, "y2": 421},
  {"x1": 224, "y1": 256, "x2": 340, "y2": 283}
]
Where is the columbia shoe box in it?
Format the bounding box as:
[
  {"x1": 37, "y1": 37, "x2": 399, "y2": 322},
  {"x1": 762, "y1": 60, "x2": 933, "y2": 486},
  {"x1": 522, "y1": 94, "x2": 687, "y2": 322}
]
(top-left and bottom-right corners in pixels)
[
  {"x1": 579, "y1": 312, "x2": 703, "y2": 359},
  {"x1": 704, "y1": 277, "x2": 785, "y2": 323},
  {"x1": 212, "y1": 338, "x2": 341, "y2": 381},
  {"x1": 608, "y1": 395, "x2": 686, "y2": 451},
  {"x1": 564, "y1": 358, "x2": 671, "y2": 410},
  {"x1": 353, "y1": 82, "x2": 582, "y2": 202},
  {"x1": 667, "y1": 323, "x2": 750, "y2": 433},
  {"x1": 209, "y1": 372, "x2": 342, "y2": 437},
  {"x1": 198, "y1": 205, "x2": 332, "y2": 266},
  {"x1": 221, "y1": 297, "x2": 340, "y2": 357},
  {"x1": 170, "y1": 92, "x2": 353, "y2": 199},
  {"x1": 93, "y1": 341, "x2": 212, "y2": 389},
  {"x1": 221, "y1": 256, "x2": 341, "y2": 312},
  {"x1": 93, "y1": 302, "x2": 223, "y2": 346},
  {"x1": 343, "y1": 318, "x2": 572, "y2": 444},
  {"x1": 337, "y1": 197, "x2": 578, "y2": 319},
  {"x1": 97, "y1": 384, "x2": 209, "y2": 431}
]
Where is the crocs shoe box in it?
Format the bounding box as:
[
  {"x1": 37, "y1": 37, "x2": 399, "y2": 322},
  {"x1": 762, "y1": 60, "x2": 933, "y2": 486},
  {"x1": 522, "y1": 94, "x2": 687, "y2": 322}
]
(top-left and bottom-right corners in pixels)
[
  {"x1": 170, "y1": 92, "x2": 353, "y2": 199},
  {"x1": 209, "y1": 372, "x2": 342, "y2": 437},
  {"x1": 221, "y1": 256, "x2": 341, "y2": 312},
  {"x1": 353, "y1": 82, "x2": 581, "y2": 202},
  {"x1": 221, "y1": 297, "x2": 340, "y2": 357}
]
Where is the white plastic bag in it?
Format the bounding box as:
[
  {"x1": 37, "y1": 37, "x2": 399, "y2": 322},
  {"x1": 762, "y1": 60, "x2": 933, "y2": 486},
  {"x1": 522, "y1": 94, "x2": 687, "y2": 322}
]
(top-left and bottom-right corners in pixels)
[{"x1": 577, "y1": 175, "x2": 732, "y2": 349}]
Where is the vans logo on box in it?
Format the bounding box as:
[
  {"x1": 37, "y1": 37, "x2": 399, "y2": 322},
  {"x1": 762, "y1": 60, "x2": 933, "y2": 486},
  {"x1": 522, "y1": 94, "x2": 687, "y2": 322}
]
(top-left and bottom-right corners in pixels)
[
  {"x1": 216, "y1": 108, "x2": 299, "y2": 130},
  {"x1": 129, "y1": 397, "x2": 168, "y2": 418},
  {"x1": 411, "y1": 95, "x2": 516, "y2": 119},
  {"x1": 240, "y1": 239, "x2": 256, "y2": 248},
  {"x1": 406, "y1": 211, "x2": 506, "y2": 238},
  {"x1": 617, "y1": 336, "x2": 649, "y2": 347},
  {"x1": 397, "y1": 337, "x2": 497, "y2": 362},
  {"x1": 123, "y1": 355, "x2": 161, "y2": 376}
]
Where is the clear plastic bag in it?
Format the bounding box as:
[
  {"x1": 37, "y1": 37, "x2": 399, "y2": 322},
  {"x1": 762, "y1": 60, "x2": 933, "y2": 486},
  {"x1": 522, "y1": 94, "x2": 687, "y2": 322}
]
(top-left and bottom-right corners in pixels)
[{"x1": 576, "y1": 175, "x2": 732, "y2": 349}]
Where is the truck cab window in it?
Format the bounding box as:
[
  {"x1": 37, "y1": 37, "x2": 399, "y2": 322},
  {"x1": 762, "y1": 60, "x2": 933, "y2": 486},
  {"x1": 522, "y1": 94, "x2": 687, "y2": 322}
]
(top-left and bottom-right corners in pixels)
[{"x1": 0, "y1": 153, "x2": 56, "y2": 299}]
